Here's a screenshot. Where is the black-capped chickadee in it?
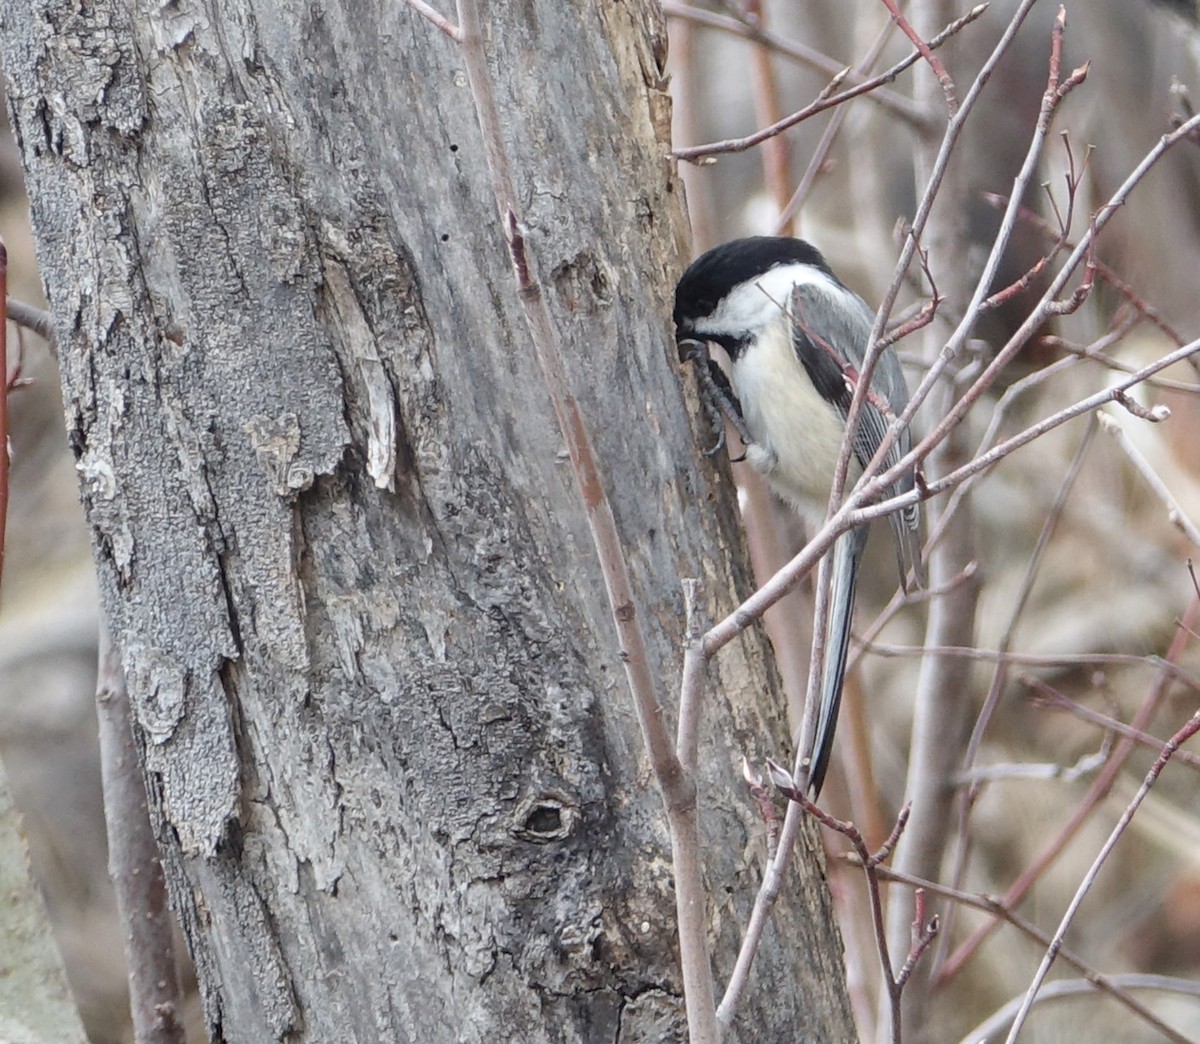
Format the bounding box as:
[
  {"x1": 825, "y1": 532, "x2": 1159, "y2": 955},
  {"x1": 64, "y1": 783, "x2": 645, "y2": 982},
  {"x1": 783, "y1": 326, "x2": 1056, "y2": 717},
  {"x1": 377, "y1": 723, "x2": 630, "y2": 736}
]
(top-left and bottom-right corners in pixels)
[{"x1": 673, "y1": 236, "x2": 919, "y2": 797}]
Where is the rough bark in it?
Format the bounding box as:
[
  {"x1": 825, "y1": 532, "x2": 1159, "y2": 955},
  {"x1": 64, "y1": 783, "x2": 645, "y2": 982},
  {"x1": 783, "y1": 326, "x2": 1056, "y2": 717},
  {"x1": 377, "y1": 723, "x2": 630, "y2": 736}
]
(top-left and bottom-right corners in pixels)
[{"x1": 1, "y1": 1, "x2": 854, "y2": 1040}]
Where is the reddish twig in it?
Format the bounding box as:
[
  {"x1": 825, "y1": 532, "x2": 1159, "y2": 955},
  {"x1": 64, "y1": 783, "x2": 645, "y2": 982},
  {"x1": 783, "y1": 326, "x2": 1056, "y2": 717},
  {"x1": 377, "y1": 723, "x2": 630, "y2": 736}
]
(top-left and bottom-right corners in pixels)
[
  {"x1": 741, "y1": 758, "x2": 783, "y2": 862},
  {"x1": 981, "y1": 195, "x2": 1193, "y2": 354},
  {"x1": 877, "y1": 0, "x2": 958, "y2": 113},
  {"x1": 896, "y1": 891, "x2": 939, "y2": 991},
  {"x1": 742, "y1": 0, "x2": 793, "y2": 229},
  {"x1": 980, "y1": 134, "x2": 1091, "y2": 311},
  {"x1": 765, "y1": 762, "x2": 931, "y2": 1044}
]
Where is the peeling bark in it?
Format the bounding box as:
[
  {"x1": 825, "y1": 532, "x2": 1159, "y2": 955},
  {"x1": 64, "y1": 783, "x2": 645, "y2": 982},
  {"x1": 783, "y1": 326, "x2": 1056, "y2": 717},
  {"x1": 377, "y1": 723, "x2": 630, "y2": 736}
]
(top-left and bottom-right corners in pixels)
[{"x1": 1, "y1": 1, "x2": 854, "y2": 1040}]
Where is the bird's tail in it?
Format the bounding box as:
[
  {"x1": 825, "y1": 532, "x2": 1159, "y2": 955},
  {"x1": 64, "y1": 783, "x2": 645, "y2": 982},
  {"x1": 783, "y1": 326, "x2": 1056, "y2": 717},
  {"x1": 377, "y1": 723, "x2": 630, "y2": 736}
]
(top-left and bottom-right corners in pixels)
[{"x1": 808, "y1": 527, "x2": 867, "y2": 798}]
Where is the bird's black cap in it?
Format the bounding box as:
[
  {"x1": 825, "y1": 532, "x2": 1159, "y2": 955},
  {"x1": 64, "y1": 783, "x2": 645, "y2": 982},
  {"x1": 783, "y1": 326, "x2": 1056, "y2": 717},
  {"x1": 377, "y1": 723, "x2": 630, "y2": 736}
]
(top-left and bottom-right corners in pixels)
[{"x1": 673, "y1": 236, "x2": 837, "y2": 333}]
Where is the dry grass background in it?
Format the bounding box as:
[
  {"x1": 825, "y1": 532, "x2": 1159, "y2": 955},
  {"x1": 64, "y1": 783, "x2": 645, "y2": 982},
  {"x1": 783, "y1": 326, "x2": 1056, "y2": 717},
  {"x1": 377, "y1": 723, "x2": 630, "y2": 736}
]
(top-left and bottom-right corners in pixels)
[{"x1": 2, "y1": 2, "x2": 1200, "y2": 1042}]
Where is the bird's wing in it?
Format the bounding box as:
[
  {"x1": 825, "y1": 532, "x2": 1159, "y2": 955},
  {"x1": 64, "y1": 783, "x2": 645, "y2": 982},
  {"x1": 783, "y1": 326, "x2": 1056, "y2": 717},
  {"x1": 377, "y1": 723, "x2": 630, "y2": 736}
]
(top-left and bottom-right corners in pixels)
[{"x1": 787, "y1": 281, "x2": 921, "y2": 578}]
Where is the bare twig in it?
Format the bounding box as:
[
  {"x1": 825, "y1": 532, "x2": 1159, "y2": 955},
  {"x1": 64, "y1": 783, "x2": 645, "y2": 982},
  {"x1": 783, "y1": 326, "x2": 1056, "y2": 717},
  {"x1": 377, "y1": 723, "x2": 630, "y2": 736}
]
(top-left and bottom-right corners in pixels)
[
  {"x1": 862, "y1": 641, "x2": 1200, "y2": 695},
  {"x1": 774, "y1": 16, "x2": 913, "y2": 234},
  {"x1": 6, "y1": 297, "x2": 55, "y2": 353},
  {"x1": 702, "y1": 64, "x2": 1200, "y2": 1042},
  {"x1": 742, "y1": 0, "x2": 792, "y2": 228},
  {"x1": 841, "y1": 334, "x2": 1200, "y2": 535},
  {"x1": 865, "y1": 862, "x2": 1195, "y2": 1044},
  {"x1": 845, "y1": 4, "x2": 1089, "y2": 525},
  {"x1": 673, "y1": 5, "x2": 987, "y2": 162},
  {"x1": 1004, "y1": 710, "x2": 1200, "y2": 1041},
  {"x1": 1097, "y1": 410, "x2": 1200, "y2": 549},
  {"x1": 741, "y1": 758, "x2": 782, "y2": 862},
  {"x1": 399, "y1": 0, "x2": 461, "y2": 40},
  {"x1": 886, "y1": 106, "x2": 1200, "y2": 485},
  {"x1": 661, "y1": 1, "x2": 928, "y2": 127},
  {"x1": 953, "y1": 742, "x2": 1111, "y2": 784},
  {"x1": 1038, "y1": 334, "x2": 1200, "y2": 393},
  {"x1": 876, "y1": 0, "x2": 958, "y2": 113},
  {"x1": 1026, "y1": 676, "x2": 1200, "y2": 770},
  {"x1": 982, "y1": 193, "x2": 1194, "y2": 354},
  {"x1": 765, "y1": 767, "x2": 930, "y2": 1044},
  {"x1": 934, "y1": 418, "x2": 1096, "y2": 974},
  {"x1": 97, "y1": 622, "x2": 186, "y2": 1044},
  {"x1": 966, "y1": 975, "x2": 1200, "y2": 1044},
  {"x1": 940, "y1": 595, "x2": 1200, "y2": 984}
]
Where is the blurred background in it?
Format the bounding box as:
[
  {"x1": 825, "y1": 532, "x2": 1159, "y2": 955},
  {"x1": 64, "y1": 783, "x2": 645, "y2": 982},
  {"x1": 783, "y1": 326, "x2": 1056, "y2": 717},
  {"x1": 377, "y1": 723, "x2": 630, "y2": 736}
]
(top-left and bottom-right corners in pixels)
[{"x1": 3, "y1": 1, "x2": 1200, "y2": 1041}]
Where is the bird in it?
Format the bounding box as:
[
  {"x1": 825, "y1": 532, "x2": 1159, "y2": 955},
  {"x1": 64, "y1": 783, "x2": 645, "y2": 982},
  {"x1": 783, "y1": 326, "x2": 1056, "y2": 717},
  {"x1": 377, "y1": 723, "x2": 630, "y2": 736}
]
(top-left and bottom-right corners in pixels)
[{"x1": 673, "y1": 236, "x2": 919, "y2": 797}]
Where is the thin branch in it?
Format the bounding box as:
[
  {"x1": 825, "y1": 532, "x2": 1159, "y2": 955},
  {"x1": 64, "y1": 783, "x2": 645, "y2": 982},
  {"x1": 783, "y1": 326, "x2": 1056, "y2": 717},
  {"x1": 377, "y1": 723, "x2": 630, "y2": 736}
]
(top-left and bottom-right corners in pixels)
[
  {"x1": 1004, "y1": 710, "x2": 1200, "y2": 1042},
  {"x1": 862, "y1": 642, "x2": 1200, "y2": 695},
  {"x1": 939, "y1": 595, "x2": 1200, "y2": 984},
  {"x1": 1026, "y1": 677, "x2": 1200, "y2": 770},
  {"x1": 677, "y1": 579, "x2": 706, "y2": 773},
  {"x1": 1098, "y1": 410, "x2": 1200, "y2": 550},
  {"x1": 686, "y1": 11, "x2": 1200, "y2": 1035},
  {"x1": 763, "y1": 769, "x2": 930, "y2": 1044},
  {"x1": 841, "y1": 2, "x2": 1084, "y2": 529},
  {"x1": 953, "y1": 742, "x2": 1111, "y2": 785},
  {"x1": 7, "y1": 297, "x2": 56, "y2": 353},
  {"x1": 742, "y1": 758, "x2": 783, "y2": 862},
  {"x1": 877, "y1": 0, "x2": 958, "y2": 113},
  {"x1": 661, "y1": 1, "x2": 928, "y2": 127},
  {"x1": 966, "y1": 975, "x2": 1200, "y2": 1044},
  {"x1": 673, "y1": 5, "x2": 987, "y2": 162},
  {"x1": 743, "y1": 0, "x2": 793, "y2": 229},
  {"x1": 1038, "y1": 334, "x2": 1200, "y2": 393},
  {"x1": 97, "y1": 622, "x2": 186, "y2": 1044},
  {"x1": 400, "y1": 0, "x2": 461, "y2": 41},
  {"x1": 880, "y1": 109, "x2": 1200, "y2": 498},
  {"x1": 865, "y1": 863, "x2": 1195, "y2": 1044},
  {"x1": 842, "y1": 334, "x2": 1200, "y2": 535},
  {"x1": 933, "y1": 418, "x2": 1096, "y2": 976},
  {"x1": 981, "y1": 194, "x2": 1193, "y2": 352},
  {"x1": 703, "y1": 77, "x2": 1200, "y2": 1041}
]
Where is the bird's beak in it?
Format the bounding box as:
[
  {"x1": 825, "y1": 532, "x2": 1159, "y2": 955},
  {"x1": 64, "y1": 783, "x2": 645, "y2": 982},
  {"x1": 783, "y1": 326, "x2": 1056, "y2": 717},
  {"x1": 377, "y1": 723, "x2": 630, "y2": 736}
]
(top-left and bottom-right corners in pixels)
[{"x1": 677, "y1": 336, "x2": 708, "y2": 365}]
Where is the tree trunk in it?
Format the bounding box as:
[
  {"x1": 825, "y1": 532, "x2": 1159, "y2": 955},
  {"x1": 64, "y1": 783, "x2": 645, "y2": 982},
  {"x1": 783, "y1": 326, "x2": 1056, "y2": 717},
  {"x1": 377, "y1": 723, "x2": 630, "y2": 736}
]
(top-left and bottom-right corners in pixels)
[{"x1": 1, "y1": 1, "x2": 854, "y2": 1039}]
